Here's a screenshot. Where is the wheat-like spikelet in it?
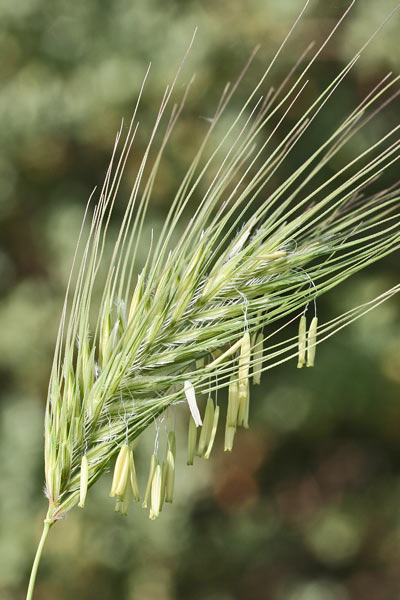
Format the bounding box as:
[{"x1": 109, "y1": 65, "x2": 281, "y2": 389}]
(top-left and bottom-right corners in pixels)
[{"x1": 26, "y1": 2, "x2": 400, "y2": 598}]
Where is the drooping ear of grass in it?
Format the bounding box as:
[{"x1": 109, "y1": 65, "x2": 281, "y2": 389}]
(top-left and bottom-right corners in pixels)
[{"x1": 27, "y1": 2, "x2": 400, "y2": 598}]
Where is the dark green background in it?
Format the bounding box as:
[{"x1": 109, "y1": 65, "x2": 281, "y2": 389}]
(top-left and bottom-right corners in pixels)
[{"x1": 1, "y1": 1, "x2": 400, "y2": 599}]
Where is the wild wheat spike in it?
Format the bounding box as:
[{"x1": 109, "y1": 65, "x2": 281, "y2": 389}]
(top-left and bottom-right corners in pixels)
[
  {"x1": 40, "y1": 1, "x2": 400, "y2": 529},
  {"x1": 24, "y1": 5, "x2": 400, "y2": 599}
]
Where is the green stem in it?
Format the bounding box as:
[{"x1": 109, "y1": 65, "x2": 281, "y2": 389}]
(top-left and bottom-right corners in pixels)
[{"x1": 26, "y1": 519, "x2": 52, "y2": 600}]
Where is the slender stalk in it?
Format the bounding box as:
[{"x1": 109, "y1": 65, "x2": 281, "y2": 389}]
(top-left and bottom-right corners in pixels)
[{"x1": 26, "y1": 518, "x2": 52, "y2": 600}]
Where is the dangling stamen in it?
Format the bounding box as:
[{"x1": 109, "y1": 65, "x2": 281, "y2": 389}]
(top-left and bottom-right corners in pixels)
[
  {"x1": 187, "y1": 416, "x2": 197, "y2": 465},
  {"x1": 78, "y1": 455, "x2": 88, "y2": 509},
  {"x1": 306, "y1": 316, "x2": 318, "y2": 367},
  {"x1": 297, "y1": 315, "x2": 307, "y2": 368},
  {"x1": 184, "y1": 380, "x2": 202, "y2": 427},
  {"x1": 197, "y1": 397, "x2": 215, "y2": 457},
  {"x1": 129, "y1": 448, "x2": 140, "y2": 502},
  {"x1": 165, "y1": 432, "x2": 176, "y2": 503},
  {"x1": 237, "y1": 379, "x2": 249, "y2": 429},
  {"x1": 227, "y1": 377, "x2": 239, "y2": 427},
  {"x1": 149, "y1": 463, "x2": 162, "y2": 520},
  {"x1": 204, "y1": 405, "x2": 220, "y2": 460},
  {"x1": 224, "y1": 421, "x2": 236, "y2": 452},
  {"x1": 142, "y1": 453, "x2": 157, "y2": 508},
  {"x1": 110, "y1": 444, "x2": 130, "y2": 498},
  {"x1": 225, "y1": 377, "x2": 239, "y2": 451},
  {"x1": 159, "y1": 460, "x2": 168, "y2": 512},
  {"x1": 238, "y1": 332, "x2": 251, "y2": 428},
  {"x1": 119, "y1": 480, "x2": 131, "y2": 516},
  {"x1": 253, "y1": 332, "x2": 264, "y2": 385}
]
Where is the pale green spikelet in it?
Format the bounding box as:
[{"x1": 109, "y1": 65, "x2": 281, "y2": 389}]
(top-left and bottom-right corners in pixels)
[
  {"x1": 306, "y1": 316, "x2": 318, "y2": 367},
  {"x1": 60, "y1": 441, "x2": 72, "y2": 485},
  {"x1": 128, "y1": 271, "x2": 144, "y2": 322},
  {"x1": 100, "y1": 309, "x2": 111, "y2": 367}
]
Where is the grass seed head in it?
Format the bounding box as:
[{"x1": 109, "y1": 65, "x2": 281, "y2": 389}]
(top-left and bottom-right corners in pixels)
[{"x1": 41, "y1": 3, "x2": 400, "y2": 525}]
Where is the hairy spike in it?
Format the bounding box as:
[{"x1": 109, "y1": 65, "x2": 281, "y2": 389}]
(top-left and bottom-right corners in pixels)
[
  {"x1": 22, "y1": 9, "x2": 400, "y2": 599},
  {"x1": 35, "y1": 2, "x2": 400, "y2": 533}
]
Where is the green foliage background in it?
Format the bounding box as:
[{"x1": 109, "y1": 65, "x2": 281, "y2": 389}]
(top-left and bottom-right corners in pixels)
[{"x1": 1, "y1": 1, "x2": 400, "y2": 599}]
